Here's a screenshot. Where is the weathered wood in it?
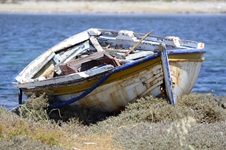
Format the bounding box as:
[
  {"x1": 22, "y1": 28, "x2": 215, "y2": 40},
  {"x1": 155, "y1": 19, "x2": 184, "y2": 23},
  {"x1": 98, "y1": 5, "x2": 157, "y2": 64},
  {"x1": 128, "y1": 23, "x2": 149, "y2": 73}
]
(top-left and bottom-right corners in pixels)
[
  {"x1": 159, "y1": 43, "x2": 175, "y2": 106},
  {"x1": 124, "y1": 32, "x2": 151, "y2": 57},
  {"x1": 13, "y1": 28, "x2": 205, "y2": 112},
  {"x1": 104, "y1": 47, "x2": 129, "y2": 53},
  {"x1": 125, "y1": 51, "x2": 154, "y2": 61},
  {"x1": 59, "y1": 65, "x2": 77, "y2": 75},
  {"x1": 90, "y1": 36, "x2": 104, "y2": 52},
  {"x1": 66, "y1": 51, "x2": 119, "y2": 72}
]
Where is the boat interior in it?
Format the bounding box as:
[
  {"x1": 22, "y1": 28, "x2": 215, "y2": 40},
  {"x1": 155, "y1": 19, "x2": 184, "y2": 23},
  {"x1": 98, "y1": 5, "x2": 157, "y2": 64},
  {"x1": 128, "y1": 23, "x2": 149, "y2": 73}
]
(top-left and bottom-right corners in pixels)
[{"x1": 26, "y1": 29, "x2": 204, "y2": 82}]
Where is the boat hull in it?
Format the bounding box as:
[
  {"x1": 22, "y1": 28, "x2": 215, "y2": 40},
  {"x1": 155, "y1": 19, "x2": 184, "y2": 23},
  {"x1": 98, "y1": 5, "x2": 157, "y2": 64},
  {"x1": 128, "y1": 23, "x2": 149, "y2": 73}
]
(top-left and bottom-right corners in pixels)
[
  {"x1": 21, "y1": 52, "x2": 204, "y2": 112},
  {"x1": 13, "y1": 28, "x2": 206, "y2": 112}
]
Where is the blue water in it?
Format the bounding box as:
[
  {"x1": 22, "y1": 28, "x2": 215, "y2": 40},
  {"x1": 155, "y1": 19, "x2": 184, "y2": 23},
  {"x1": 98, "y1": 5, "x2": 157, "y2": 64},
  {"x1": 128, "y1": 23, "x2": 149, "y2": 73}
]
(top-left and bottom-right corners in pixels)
[{"x1": 0, "y1": 14, "x2": 226, "y2": 109}]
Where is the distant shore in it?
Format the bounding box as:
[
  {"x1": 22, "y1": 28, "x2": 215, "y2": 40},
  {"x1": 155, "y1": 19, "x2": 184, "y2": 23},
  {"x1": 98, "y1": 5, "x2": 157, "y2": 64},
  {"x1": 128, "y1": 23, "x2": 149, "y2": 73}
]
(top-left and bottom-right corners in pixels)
[{"x1": 0, "y1": 1, "x2": 226, "y2": 14}]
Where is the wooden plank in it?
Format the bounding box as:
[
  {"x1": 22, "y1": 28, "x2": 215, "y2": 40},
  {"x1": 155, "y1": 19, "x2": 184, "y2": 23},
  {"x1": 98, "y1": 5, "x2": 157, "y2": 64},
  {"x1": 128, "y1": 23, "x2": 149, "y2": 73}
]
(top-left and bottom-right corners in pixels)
[
  {"x1": 125, "y1": 51, "x2": 154, "y2": 61},
  {"x1": 90, "y1": 36, "x2": 104, "y2": 52},
  {"x1": 104, "y1": 47, "x2": 129, "y2": 53},
  {"x1": 159, "y1": 43, "x2": 175, "y2": 106},
  {"x1": 124, "y1": 32, "x2": 151, "y2": 57},
  {"x1": 66, "y1": 51, "x2": 120, "y2": 72}
]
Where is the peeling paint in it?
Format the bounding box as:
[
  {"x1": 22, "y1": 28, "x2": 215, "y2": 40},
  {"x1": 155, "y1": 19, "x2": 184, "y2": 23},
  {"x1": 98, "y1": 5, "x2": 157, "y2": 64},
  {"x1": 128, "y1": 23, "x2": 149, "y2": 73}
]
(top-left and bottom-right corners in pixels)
[{"x1": 13, "y1": 28, "x2": 205, "y2": 112}]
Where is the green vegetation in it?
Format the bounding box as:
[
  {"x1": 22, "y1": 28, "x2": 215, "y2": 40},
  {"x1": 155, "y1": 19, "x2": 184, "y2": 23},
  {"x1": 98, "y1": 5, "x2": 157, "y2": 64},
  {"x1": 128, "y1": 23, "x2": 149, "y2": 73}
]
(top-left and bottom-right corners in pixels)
[{"x1": 0, "y1": 93, "x2": 226, "y2": 149}]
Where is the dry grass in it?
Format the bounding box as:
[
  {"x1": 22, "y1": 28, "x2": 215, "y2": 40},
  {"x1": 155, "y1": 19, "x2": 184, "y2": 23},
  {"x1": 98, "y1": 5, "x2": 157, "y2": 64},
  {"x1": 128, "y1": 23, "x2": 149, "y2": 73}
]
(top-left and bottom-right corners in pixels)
[{"x1": 0, "y1": 93, "x2": 226, "y2": 149}]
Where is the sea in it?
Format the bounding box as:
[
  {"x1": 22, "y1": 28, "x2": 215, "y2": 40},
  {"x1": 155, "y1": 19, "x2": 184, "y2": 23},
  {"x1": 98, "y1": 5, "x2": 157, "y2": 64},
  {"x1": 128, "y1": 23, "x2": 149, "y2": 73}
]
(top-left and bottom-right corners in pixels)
[{"x1": 0, "y1": 13, "x2": 226, "y2": 109}]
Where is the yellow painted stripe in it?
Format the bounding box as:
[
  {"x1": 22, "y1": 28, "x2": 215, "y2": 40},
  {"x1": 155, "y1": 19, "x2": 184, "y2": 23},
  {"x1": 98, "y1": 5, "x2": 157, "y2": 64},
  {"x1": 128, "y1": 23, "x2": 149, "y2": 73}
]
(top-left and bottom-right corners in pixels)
[{"x1": 169, "y1": 53, "x2": 204, "y2": 61}]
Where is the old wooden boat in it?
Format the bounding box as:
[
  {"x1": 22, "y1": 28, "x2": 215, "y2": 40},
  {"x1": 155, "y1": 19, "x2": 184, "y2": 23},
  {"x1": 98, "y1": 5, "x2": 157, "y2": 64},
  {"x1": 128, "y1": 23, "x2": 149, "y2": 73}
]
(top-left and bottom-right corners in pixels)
[{"x1": 13, "y1": 28, "x2": 205, "y2": 112}]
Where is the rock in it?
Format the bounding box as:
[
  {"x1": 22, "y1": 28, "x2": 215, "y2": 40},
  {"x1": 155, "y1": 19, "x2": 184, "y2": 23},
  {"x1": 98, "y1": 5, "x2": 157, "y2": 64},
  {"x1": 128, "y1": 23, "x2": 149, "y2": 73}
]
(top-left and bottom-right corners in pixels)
[{"x1": 222, "y1": 103, "x2": 226, "y2": 109}]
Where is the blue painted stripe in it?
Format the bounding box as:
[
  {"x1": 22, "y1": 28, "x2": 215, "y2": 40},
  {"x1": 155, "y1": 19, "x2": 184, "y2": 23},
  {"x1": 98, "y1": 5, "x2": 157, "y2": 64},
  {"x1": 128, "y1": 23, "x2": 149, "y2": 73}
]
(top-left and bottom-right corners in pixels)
[{"x1": 168, "y1": 49, "x2": 206, "y2": 55}]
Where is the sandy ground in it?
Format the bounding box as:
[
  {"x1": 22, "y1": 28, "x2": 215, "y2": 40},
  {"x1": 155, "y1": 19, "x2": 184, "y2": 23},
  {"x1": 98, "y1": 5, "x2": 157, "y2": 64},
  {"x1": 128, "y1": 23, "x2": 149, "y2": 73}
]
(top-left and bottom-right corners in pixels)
[{"x1": 0, "y1": 1, "x2": 226, "y2": 14}]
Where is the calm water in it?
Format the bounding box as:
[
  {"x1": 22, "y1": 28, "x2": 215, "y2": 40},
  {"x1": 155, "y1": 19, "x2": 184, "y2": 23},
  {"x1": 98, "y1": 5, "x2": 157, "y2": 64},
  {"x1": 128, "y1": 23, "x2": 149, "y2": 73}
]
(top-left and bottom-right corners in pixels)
[{"x1": 0, "y1": 14, "x2": 226, "y2": 109}]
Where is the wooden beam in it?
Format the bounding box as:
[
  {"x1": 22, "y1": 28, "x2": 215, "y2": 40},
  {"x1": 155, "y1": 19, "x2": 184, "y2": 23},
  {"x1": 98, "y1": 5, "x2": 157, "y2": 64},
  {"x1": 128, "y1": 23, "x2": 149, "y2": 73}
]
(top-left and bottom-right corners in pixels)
[
  {"x1": 159, "y1": 43, "x2": 175, "y2": 106},
  {"x1": 124, "y1": 32, "x2": 151, "y2": 57},
  {"x1": 90, "y1": 36, "x2": 104, "y2": 52}
]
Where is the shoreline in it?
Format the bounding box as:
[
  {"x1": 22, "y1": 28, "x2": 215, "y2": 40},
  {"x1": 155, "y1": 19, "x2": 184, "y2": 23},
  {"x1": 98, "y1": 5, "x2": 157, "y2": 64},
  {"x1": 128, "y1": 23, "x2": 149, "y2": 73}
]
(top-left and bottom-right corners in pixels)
[{"x1": 0, "y1": 1, "x2": 226, "y2": 15}]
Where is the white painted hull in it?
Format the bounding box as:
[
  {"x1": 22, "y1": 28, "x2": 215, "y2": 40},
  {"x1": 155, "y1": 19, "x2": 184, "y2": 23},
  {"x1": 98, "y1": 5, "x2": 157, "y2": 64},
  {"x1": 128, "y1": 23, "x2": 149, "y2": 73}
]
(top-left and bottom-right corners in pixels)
[{"x1": 53, "y1": 61, "x2": 203, "y2": 112}]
